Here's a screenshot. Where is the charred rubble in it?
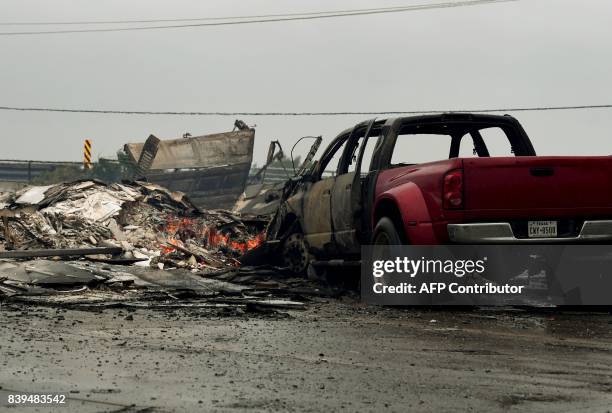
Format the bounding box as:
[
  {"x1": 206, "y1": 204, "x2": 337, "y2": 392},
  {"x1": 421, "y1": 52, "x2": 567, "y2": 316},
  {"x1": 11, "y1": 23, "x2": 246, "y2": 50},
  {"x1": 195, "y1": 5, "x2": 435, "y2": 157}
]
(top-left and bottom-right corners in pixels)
[
  {"x1": 0, "y1": 180, "x2": 344, "y2": 314},
  {"x1": 0, "y1": 179, "x2": 265, "y2": 270}
]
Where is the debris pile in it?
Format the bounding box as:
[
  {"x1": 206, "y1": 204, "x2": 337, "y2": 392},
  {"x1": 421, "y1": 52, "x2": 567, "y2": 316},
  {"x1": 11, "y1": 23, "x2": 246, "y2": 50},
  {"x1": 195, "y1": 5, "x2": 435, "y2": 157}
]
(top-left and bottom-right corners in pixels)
[
  {"x1": 0, "y1": 180, "x2": 266, "y2": 271},
  {"x1": 0, "y1": 260, "x2": 337, "y2": 314},
  {"x1": 0, "y1": 181, "x2": 351, "y2": 315}
]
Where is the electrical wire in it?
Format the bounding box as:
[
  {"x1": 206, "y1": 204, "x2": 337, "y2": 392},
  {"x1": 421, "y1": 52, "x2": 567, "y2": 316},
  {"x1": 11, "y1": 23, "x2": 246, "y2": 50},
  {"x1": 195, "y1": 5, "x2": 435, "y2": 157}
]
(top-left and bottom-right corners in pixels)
[
  {"x1": 0, "y1": 2, "x2": 509, "y2": 26},
  {"x1": 0, "y1": 0, "x2": 515, "y2": 36},
  {"x1": 0, "y1": 104, "x2": 611, "y2": 116}
]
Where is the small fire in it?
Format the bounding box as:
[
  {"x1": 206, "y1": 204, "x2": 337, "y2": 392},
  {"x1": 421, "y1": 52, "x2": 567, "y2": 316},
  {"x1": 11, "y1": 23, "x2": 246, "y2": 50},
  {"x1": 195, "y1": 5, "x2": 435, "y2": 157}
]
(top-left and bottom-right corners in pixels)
[
  {"x1": 160, "y1": 245, "x2": 175, "y2": 254},
  {"x1": 229, "y1": 232, "x2": 265, "y2": 254},
  {"x1": 207, "y1": 229, "x2": 229, "y2": 247},
  {"x1": 163, "y1": 216, "x2": 200, "y2": 237},
  {"x1": 167, "y1": 237, "x2": 183, "y2": 248},
  {"x1": 207, "y1": 229, "x2": 265, "y2": 254},
  {"x1": 158, "y1": 216, "x2": 264, "y2": 257},
  {"x1": 160, "y1": 237, "x2": 183, "y2": 255}
]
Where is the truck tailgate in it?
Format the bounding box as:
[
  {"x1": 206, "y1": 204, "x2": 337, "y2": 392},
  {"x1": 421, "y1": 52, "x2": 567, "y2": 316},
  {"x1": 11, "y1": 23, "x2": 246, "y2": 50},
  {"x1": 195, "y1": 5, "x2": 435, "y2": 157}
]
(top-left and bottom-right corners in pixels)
[{"x1": 463, "y1": 156, "x2": 612, "y2": 217}]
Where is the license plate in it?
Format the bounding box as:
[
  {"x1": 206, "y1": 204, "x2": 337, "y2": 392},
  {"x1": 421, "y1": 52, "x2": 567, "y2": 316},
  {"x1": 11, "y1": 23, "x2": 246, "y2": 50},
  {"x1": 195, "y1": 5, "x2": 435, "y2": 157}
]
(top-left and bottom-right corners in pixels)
[{"x1": 528, "y1": 220, "x2": 557, "y2": 238}]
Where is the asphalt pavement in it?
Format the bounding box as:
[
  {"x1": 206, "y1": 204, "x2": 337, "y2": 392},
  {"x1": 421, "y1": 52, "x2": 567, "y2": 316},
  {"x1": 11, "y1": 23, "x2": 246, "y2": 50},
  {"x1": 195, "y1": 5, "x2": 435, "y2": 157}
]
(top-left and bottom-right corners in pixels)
[{"x1": 1, "y1": 299, "x2": 611, "y2": 412}]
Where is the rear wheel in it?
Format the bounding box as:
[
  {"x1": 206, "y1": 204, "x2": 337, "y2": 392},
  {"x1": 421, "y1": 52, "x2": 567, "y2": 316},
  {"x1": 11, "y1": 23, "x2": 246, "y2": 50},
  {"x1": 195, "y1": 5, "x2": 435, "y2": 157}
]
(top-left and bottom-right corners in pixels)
[
  {"x1": 371, "y1": 218, "x2": 402, "y2": 301},
  {"x1": 372, "y1": 217, "x2": 431, "y2": 304},
  {"x1": 372, "y1": 217, "x2": 404, "y2": 272},
  {"x1": 373, "y1": 217, "x2": 403, "y2": 245}
]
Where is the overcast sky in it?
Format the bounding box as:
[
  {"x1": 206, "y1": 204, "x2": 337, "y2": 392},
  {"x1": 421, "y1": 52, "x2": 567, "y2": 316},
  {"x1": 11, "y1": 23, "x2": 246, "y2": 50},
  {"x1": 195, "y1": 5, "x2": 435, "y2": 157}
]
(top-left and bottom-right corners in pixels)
[{"x1": 1, "y1": 0, "x2": 611, "y2": 165}]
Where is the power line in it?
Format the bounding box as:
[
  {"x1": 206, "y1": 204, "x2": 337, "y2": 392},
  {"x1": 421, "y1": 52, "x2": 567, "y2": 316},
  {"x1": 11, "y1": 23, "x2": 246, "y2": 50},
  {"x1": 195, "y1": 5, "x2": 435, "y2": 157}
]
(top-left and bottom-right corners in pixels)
[
  {"x1": 0, "y1": 3, "x2": 500, "y2": 26},
  {"x1": 0, "y1": 104, "x2": 610, "y2": 116},
  {"x1": 0, "y1": 0, "x2": 515, "y2": 36}
]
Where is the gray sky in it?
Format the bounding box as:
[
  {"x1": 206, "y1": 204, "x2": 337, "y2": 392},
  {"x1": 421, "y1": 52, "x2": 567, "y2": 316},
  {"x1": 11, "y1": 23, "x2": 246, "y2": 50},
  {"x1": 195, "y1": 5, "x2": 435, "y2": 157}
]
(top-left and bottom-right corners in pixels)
[{"x1": 1, "y1": 0, "x2": 611, "y2": 165}]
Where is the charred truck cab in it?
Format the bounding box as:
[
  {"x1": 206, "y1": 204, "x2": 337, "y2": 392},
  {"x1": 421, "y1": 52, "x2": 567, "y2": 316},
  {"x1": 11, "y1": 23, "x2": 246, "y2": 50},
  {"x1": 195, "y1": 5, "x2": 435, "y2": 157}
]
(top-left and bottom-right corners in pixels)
[
  {"x1": 267, "y1": 118, "x2": 387, "y2": 272},
  {"x1": 266, "y1": 113, "x2": 612, "y2": 274}
]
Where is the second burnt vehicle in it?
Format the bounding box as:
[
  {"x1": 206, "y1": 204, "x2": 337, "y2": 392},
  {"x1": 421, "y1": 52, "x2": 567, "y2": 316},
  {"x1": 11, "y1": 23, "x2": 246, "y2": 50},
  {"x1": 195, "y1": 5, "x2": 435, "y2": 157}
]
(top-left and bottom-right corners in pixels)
[{"x1": 265, "y1": 113, "x2": 612, "y2": 273}]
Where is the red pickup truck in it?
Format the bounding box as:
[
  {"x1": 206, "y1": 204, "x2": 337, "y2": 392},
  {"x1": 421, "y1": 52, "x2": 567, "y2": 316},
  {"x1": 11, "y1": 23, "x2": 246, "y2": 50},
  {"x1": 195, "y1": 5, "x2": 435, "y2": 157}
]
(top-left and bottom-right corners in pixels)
[{"x1": 266, "y1": 113, "x2": 612, "y2": 273}]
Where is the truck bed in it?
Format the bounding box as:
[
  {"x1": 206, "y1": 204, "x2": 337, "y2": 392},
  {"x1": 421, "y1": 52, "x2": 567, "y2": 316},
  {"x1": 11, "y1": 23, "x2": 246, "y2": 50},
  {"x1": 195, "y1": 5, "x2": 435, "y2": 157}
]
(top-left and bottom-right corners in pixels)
[{"x1": 462, "y1": 156, "x2": 612, "y2": 221}]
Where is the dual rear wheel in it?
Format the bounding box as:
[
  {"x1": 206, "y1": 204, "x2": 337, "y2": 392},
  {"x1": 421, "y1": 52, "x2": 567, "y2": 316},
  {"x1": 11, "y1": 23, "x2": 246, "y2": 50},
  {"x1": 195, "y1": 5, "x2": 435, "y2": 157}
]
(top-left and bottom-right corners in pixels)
[{"x1": 373, "y1": 217, "x2": 403, "y2": 245}]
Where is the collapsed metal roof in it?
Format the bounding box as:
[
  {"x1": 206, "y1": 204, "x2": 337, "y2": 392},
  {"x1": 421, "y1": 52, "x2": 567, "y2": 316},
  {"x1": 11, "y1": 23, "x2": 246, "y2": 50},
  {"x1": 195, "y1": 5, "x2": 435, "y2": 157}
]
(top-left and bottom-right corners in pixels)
[
  {"x1": 123, "y1": 128, "x2": 255, "y2": 209},
  {"x1": 124, "y1": 129, "x2": 255, "y2": 171}
]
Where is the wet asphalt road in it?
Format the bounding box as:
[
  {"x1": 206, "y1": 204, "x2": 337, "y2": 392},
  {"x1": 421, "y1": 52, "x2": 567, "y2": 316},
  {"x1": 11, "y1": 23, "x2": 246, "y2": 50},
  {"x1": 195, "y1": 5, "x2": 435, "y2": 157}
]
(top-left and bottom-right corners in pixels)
[{"x1": 0, "y1": 299, "x2": 611, "y2": 412}]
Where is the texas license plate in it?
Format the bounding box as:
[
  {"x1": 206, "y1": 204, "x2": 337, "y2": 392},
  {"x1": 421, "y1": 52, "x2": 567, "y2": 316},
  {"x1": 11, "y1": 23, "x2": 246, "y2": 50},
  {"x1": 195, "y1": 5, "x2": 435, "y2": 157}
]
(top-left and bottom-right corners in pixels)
[{"x1": 528, "y1": 220, "x2": 558, "y2": 238}]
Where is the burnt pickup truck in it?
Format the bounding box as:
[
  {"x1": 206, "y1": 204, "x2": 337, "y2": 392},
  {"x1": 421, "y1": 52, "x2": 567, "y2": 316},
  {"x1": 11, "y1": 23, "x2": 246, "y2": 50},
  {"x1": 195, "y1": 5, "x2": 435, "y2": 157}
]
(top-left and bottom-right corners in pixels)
[{"x1": 265, "y1": 113, "x2": 612, "y2": 273}]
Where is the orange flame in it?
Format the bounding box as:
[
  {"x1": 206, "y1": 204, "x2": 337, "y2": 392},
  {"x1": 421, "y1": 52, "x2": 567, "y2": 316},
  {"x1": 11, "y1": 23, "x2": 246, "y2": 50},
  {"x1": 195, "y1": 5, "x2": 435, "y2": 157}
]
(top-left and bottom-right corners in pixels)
[
  {"x1": 159, "y1": 215, "x2": 265, "y2": 257},
  {"x1": 160, "y1": 236, "x2": 184, "y2": 255},
  {"x1": 229, "y1": 232, "x2": 266, "y2": 254},
  {"x1": 207, "y1": 229, "x2": 265, "y2": 254},
  {"x1": 160, "y1": 245, "x2": 175, "y2": 254},
  {"x1": 163, "y1": 216, "x2": 199, "y2": 236}
]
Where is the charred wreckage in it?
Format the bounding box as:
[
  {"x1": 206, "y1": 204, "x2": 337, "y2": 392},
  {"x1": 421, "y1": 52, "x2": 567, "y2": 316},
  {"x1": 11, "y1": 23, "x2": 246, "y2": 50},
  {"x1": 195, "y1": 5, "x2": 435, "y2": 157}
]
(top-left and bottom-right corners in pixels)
[
  {"x1": 1, "y1": 113, "x2": 581, "y2": 308},
  {"x1": 253, "y1": 113, "x2": 600, "y2": 280},
  {"x1": 0, "y1": 121, "x2": 339, "y2": 313}
]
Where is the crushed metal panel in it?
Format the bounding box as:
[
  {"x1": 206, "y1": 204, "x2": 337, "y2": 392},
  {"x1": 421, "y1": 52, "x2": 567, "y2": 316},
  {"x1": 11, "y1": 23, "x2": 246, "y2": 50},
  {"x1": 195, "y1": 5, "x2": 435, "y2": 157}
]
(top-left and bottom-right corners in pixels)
[
  {"x1": 124, "y1": 130, "x2": 255, "y2": 170},
  {"x1": 233, "y1": 182, "x2": 284, "y2": 216},
  {"x1": 144, "y1": 163, "x2": 252, "y2": 210},
  {"x1": 235, "y1": 136, "x2": 324, "y2": 217},
  {"x1": 124, "y1": 129, "x2": 255, "y2": 209},
  {"x1": 134, "y1": 134, "x2": 161, "y2": 178}
]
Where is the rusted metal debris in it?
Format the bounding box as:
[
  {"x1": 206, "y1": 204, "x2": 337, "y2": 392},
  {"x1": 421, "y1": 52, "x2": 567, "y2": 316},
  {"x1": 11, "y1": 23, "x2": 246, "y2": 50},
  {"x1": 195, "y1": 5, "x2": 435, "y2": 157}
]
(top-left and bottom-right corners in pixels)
[{"x1": 124, "y1": 121, "x2": 255, "y2": 209}]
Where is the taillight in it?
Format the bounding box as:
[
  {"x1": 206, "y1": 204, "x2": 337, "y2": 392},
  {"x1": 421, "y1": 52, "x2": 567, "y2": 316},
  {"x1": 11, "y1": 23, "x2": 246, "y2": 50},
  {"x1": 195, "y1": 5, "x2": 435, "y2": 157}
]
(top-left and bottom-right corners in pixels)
[{"x1": 443, "y1": 169, "x2": 463, "y2": 209}]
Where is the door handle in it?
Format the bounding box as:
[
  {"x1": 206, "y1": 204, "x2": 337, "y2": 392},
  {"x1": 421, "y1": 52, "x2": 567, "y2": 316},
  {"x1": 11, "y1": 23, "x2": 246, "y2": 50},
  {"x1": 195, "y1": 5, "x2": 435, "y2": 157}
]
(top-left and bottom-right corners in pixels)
[
  {"x1": 530, "y1": 167, "x2": 554, "y2": 177},
  {"x1": 323, "y1": 189, "x2": 331, "y2": 195},
  {"x1": 345, "y1": 184, "x2": 352, "y2": 190}
]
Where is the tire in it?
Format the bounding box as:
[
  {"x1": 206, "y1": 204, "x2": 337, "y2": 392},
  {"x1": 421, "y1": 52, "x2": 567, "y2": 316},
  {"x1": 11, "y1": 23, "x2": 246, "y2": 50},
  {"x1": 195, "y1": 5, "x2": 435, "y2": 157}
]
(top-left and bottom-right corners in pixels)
[
  {"x1": 373, "y1": 217, "x2": 403, "y2": 245},
  {"x1": 281, "y1": 232, "x2": 310, "y2": 275},
  {"x1": 372, "y1": 217, "x2": 431, "y2": 304}
]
